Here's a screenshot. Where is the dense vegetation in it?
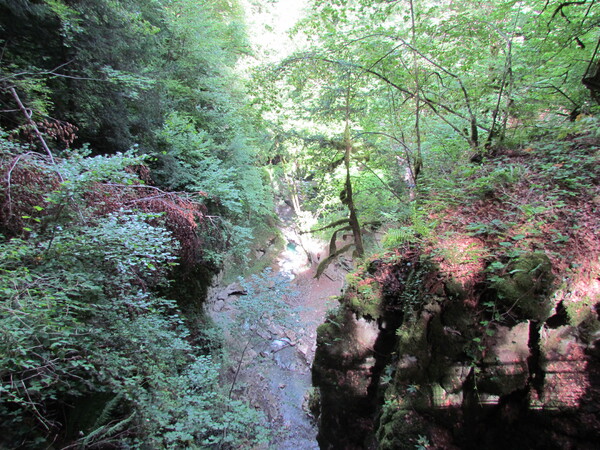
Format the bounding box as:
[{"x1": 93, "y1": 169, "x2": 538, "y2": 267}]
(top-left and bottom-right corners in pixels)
[
  {"x1": 0, "y1": 0, "x2": 275, "y2": 447},
  {"x1": 264, "y1": 0, "x2": 599, "y2": 243},
  {"x1": 0, "y1": 0, "x2": 598, "y2": 448}
]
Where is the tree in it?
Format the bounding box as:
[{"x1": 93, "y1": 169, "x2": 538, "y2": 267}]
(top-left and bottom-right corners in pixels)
[
  {"x1": 0, "y1": 131, "x2": 271, "y2": 448},
  {"x1": 266, "y1": 0, "x2": 599, "y2": 239},
  {"x1": 0, "y1": 0, "x2": 276, "y2": 268}
]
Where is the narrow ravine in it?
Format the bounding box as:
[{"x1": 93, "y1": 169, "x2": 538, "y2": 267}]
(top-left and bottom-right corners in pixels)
[{"x1": 207, "y1": 203, "x2": 347, "y2": 449}]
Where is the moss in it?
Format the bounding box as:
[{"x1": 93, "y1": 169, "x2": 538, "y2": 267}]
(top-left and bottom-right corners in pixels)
[
  {"x1": 314, "y1": 305, "x2": 356, "y2": 373},
  {"x1": 306, "y1": 387, "x2": 321, "y2": 419},
  {"x1": 344, "y1": 271, "x2": 383, "y2": 320},
  {"x1": 316, "y1": 322, "x2": 338, "y2": 346},
  {"x1": 428, "y1": 313, "x2": 469, "y2": 381},
  {"x1": 441, "y1": 298, "x2": 477, "y2": 335},
  {"x1": 376, "y1": 407, "x2": 428, "y2": 450},
  {"x1": 492, "y1": 252, "x2": 555, "y2": 321},
  {"x1": 564, "y1": 294, "x2": 598, "y2": 328},
  {"x1": 166, "y1": 263, "x2": 216, "y2": 313},
  {"x1": 396, "y1": 318, "x2": 428, "y2": 358},
  {"x1": 576, "y1": 315, "x2": 600, "y2": 343},
  {"x1": 347, "y1": 291, "x2": 382, "y2": 320},
  {"x1": 394, "y1": 313, "x2": 433, "y2": 384},
  {"x1": 445, "y1": 278, "x2": 468, "y2": 300}
]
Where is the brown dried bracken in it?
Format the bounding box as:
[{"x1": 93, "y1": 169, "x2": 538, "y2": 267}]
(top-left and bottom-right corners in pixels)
[{"x1": 0, "y1": 151, "x2": 212, "y2": 270}]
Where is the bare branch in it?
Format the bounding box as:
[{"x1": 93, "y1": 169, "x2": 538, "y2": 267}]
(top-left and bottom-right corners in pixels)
[{"x1": 8, "y1": 87, "x2": 59, "y2": 170}]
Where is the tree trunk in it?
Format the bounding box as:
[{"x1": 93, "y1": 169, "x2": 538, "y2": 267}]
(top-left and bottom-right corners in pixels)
[
  {"x1": 409, "y1": 0, "x2": 422, "y2": 191},
  {"x1": 343, "y1": 95, "x2": 364, "y2": 257}
]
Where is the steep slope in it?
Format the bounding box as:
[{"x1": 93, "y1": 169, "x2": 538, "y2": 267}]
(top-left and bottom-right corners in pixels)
[{"x1": 312, "y1": 129, "x2": 600, "y2": 449}]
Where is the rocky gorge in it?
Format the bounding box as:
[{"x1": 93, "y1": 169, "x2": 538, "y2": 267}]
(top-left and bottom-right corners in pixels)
[{"x1": 313, "y1": 245, "x2": 600, "y2": 449}]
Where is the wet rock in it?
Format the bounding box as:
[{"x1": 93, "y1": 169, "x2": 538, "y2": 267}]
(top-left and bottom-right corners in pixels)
[
  {"x1": 243, "y1": 349, "x2": 258, "y2": 365},
  {"x1": 273, "y1": 346, "x2": 297, "y2": 370},
  {"x1": 271, "y1": 338, "x2": 293, "y2": 352},
  {"x1": 225, "y1": 281, "x2": 247, "y2": 297},
  {"x1": 256, "y1": 327, "x2": 273, "y2": 341},
  {"x1": 284, "y1": 329, "x2": 299, "y2": 344},
  {"x1": 297, "y1": 343, "x2": 310, "y2": 359},
  {"x1": 212, "y1": 299, "x2": 225, "y2": 312},
  {"x1": 268, "y1": 323, "x2": 284, "y2": 337}
]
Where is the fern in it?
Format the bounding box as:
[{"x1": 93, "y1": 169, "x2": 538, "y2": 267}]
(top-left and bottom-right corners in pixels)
[
  {"x1": 382, "y1": 227, "x2": 418, "y2": 248},
  {"x1": 79, "y1": 412, "x2": 135, "y2": 449},
  {"x1": 90, "y1": 393, "x2": 124, "y2": 433}
]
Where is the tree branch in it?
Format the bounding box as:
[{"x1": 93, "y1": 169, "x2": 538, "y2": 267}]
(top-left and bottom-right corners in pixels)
[
  {"x1": 9, "y1": 87, "x2": 63, "y2": 180},
  {"x1": 301, "y1": 218, "x2": 350, "y2": 235}
]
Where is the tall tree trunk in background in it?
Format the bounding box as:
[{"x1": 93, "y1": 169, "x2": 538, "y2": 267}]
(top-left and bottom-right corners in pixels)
[
  {"x1": 486, "y1": 9, "x2": 519, "y2": 150},
  {"x1": 343, "y1": 88, "x2": 364, "y2": 257},
  {"x1": 286, "y1": 161, "x2": 302, "y2": 215},
  {"x1": 409, "y1": 0, "x2": 422, "y2": 191}
]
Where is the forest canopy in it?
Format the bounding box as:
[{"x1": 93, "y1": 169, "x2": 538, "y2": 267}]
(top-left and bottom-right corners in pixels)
[
  {"x1": 0, "y1": 0, "x2": 275, "y2": 447},
  {"x1": 0, "y1": 0, "x2": 599, "y2": 447}
]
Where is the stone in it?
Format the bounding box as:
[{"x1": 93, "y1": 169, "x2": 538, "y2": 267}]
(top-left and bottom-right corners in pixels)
[
  {"x1": 432, "y1": 383, "x2": 463, "y2": 408},
  {"x1": 540, "y1": 325, "x2": 589, "y2": 409},
  {"x1": 397, "y1": 354, "x2": 418, "y2": 369},
  {"x1": 297, "y1": 343, "x2": 310, "y2": 358},
  {"x1": 440, "y1": 364, "x2": 471, "y2": 393},
  {"x1": 225, "y1": 281, "x2": 247, "y2": 297},
  {"x1": 213, "y1": 299, "x2": 226, "y2": 312},
  {"x1": 256, "y1": 327, "x2": 273, "y2": 341},
  {"x1": 479, "y1": 322, "x2": 531, "y2": 396},
  {"x1": 270, "y1": 338, "x2": 292, "y2": 352},
  {"x1": 492, "y1": 252, "x2": 555, "y2": 321}
]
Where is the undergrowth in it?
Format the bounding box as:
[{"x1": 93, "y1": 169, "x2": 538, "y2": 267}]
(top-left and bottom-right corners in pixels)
[{"x1": 0, "y1": 133, "x2": 268, "y2": 448}]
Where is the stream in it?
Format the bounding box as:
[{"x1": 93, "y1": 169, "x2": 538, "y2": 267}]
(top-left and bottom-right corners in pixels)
[{"x1": 206, "y1": 203, "x2": 347, "y2": 449}]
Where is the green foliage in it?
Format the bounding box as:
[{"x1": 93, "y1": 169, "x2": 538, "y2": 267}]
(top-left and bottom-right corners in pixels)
[
  {"x1": 230, "y1": 267, "x2": 300, "y2": 340},
  {"x1": 270, "y1": 0, "x2": 600, "y2": 251},
  {"x1": 383, "y1": 227, "x2": 418, "y2": 248},
  {"x1": 468, "y1": 164, "x2": 525, "y2": 198},
  {"x1": 155, "y1": 112, "x2": 240, "y2": 207},
  {"x1": 0, "y1": 216, "x2": 184, "y2": 445},
  {"x1": 0, "y1": 136, "x2": 267, "y2": 448},
  {"x1": 532, "y1": 138, "x2": 599, "y2": 195},
  {"x1": 1, "y1": 0, "x2": 275, "y2": 271},
  {"x1": 382, "y1": 204, "x2": 437, "y2": 248}
]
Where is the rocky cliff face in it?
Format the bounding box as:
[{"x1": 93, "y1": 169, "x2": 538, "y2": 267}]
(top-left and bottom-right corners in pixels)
[{"x1": 312, "y1": 245, "x2": 600, "y2": 449}]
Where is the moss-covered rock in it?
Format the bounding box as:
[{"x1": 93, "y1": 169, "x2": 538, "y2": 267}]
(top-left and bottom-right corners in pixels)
[
  {"x1": 347, "y1": 289, "x2": 382, "y2": 320},
  {"x1": 312, "y1": 304, "x2": 381, "y2": 448},
  {"x1": 492, "y1": 252, "x2": 555, "y2": 321},
  {"x1": 445, "y1": 278, "x2": 469, "y2": 300},
  {"x1": 441, "y1": 299, "x2": 477, "y2": 335},
  {"x1": 377, "y1": 407, "x2": 428, "y2": 450}
]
